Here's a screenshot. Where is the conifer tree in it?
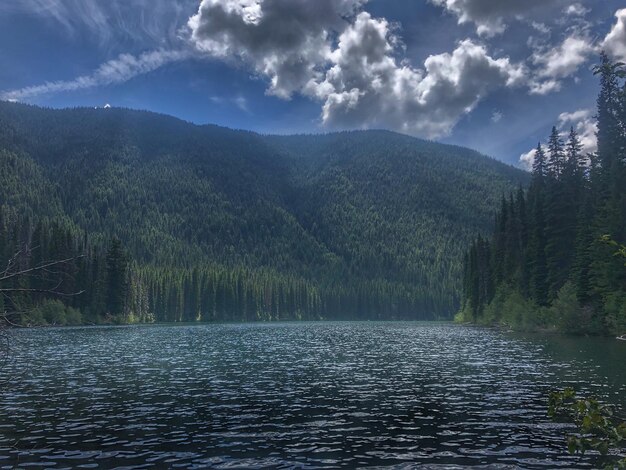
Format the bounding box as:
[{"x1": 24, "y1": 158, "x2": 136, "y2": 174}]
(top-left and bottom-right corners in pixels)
[
  {"x1": 565, "y1": 127, "x2": 584, "y2": 180},
  {"x1": 106, "y1": 237, "x2": 129, "y2": 318},
  {"x1": 547, "y1": 126, "x2": 565, "y2": 178},
  {"x1": 532, "y1": 143, "x2": 547, "y2": 183}
]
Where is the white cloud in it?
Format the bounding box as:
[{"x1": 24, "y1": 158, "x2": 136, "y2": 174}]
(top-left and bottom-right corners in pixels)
[
  {"x1": 529, "y1": 79, "x2": 562, "y2": 95},
  {"x1": 317, "y1": 24, "x2": 525, "y2": 137},
  {"x1": 188, "y1": 1, "x2": 525, "y2": 138},
  {"x1": 519, "y1": 108, "x2": 597, "y2": 169},
  {"x1": 533, "y1": 36, "x2": 595, "y2": 79},
  {"x1": 0, "y1": 0, "x2": 197, "y2": 46},
  {"x1": 603, "y1": 9, "x2": 626, "y2": 62},
  {"x1": 530, "y1": 22, "x2": 551, "y2": 35},
  {"x1": 234, "y1": 95, "x2": 250, "y2": 113},
  {"x1": 491, "y1": 111, "x2": 503, "y2": 123},
  {"x1": 210, "y1": 94, "x2": 252, "y2": 113},
  {"x1": 520, "y1": 147, "x2": 537, "y2": 171},
  {"x1": 529, "y1": 35, "x2": 596, "y2": 94},
  {"x1": 565, "y1": 3, "x2": 590, "y2": 17},
  {"x1": 558, "y1": 108, "x2": 597, "y2": 155},
  {"x1": 429, "y1": 0, "x2": 564, "y2": 37},
  {"x1": 188, "y1": 0, "x2": 366, "y2": 99},
  {"x1": 1, "y1": 49, "x2": 189, "y2": 101}
]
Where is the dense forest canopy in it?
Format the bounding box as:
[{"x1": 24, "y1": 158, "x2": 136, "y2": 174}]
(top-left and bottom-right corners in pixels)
[
  {"x1": 0, "y1": 101, "x2": 527, "y2": 324},
  {"x1": 459, "y1": 54, "x2": 626, "y2": 335}
]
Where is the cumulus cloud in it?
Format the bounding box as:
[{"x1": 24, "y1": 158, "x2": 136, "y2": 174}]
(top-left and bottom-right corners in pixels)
[
  {"x1": 519, "y1": 148, "x2": 537, "y2": 171},
  {"x1": 603, "y1": 9, "x2": 626, "y2": 62},
  {"x1": 188, "y1": 1, "x2": 525, "y2": 138},
  {"x1": 532, "y1": 36, "x2": 595, "y2": 79},
  {"x1": 188, "y1": 0, "x2": 365, "y2": 99},
  {"x1": 519, "y1": 108, "x2": 597, "y2": 169},
  {"x1": 316, "y1": 23, "x2": 524, "y2": 136},
  {"x1": 429, "y1": 0, "x2": 564, "y2": 37},
  {"x1": 558, "y1": 109, "x2": 597, "y2": 155},
  {"x1": 529, "y1": 79, "x2": 562, "y2": 95},
  {"x1": 529, "y1": 35, "x2": 596, "y2": 94},
  {"x1": 1, "y1": 49, "x2": 189, "y2": 101}
]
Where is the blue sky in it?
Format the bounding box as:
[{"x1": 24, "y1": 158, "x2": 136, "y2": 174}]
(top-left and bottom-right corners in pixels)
[{"x1": 1, "y1": 0, "x2": 625, "y2": 167}]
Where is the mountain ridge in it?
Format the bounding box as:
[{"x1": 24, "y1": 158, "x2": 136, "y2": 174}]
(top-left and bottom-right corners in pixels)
[
  {"x1": 0, "y1": 100, "x2": 529, "y2": 320},
  {"x1": 0, "y1": 100, "x2": 522, "y2": 167}
]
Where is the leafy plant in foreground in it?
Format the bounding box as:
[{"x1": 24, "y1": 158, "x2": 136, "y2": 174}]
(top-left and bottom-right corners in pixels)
[{"x1": 549, "y1": 388, "x2": 626, "y2": 468}]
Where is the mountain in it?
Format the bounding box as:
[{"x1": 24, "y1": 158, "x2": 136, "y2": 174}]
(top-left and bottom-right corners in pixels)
[{"x1": 0, "y1": 101, "x2": 528, "y2": 322}]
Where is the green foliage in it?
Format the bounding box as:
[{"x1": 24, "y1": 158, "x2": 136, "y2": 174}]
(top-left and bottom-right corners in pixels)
[
  {"x1": 549, "y1": 388, "x2": 626, "y2": 468},
  {"x1": 0, "y1": 102, "x2": 527, "y2": 323},
  {"x1": 602, "y1": 235, "x2": 626, "y2": 267},
  {"x1": 461, "y1": 55, "x2": 626, "y2": 336},
  {"x1": 551, "y1": 282, "x2": 591, "y2": 335},
  {"x1": 106, "y1": 238, "x2": 129, "y2": 317},
  {"x1": 603, "y1": 291, "x2": 626, "y2": 336},
  {"x1": 28, "y1": 300, "x2": 83, "y2": 326},
  {"x1": 64, "y1": 305, "x2": 82, "y2": 325},
  {"x1": 481, "y1": 286, "x2": 546, "y2": 331}
]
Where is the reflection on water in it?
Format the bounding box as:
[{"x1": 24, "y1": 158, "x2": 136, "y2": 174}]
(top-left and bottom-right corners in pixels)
[{"x1": 0, "y1": 322, "x2": 624, "y2": 468}]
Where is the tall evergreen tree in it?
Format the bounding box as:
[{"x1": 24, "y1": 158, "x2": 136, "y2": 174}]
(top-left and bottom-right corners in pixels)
[
  {"x1": 565, "y1": 127, "x2": 585, "y2": 180},
  {"x1": 547, "y1": 126, "x2": 566, "y2": 178},
  {"x1": 106, "y1": 237, "x2": 129, "y2": 318},
  {"x1": 532, "y1": 143, "x2": 547, "y2": 182}
]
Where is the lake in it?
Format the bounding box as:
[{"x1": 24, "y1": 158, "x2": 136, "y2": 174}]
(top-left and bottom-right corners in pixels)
[{"x1": 0, "y1": 322, "x2": 624, "y2": 468}]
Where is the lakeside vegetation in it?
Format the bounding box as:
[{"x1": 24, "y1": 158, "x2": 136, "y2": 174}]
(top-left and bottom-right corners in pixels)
[{"x1": 458, "y1": 54, "x2": 626, "y2": 336}]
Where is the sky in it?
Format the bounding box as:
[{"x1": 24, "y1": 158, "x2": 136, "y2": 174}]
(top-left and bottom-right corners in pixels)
[{"x1": 1, "y1": 1, "x2": 625, "y2": 168}]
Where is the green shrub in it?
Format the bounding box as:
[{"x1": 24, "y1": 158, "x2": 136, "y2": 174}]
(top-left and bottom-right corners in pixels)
[
  {"x1": 482, "y1": 286, "x2": 509, "y2": 325},
  {"x1": 483, "y1": 286, "x2": 539, "y2": 331},
  {"x1": 604, "y1": 292, "x2": 626, "y2": 336},
  {"x1": 454, "y1": 304, "x2": 473, "y2": 323},
  {"x1": 29, "y1": 300, "x2": 83, "y2": 326},
  {"x1": 500, "y1": 289, "x2": 538, "y2": 331},
  {"x1": 552, "y1": 282, "x2": 590, "y2": 335},
  {"x1": 25, "y1": 306, "x2": 47, "y2": 326},
  {"x1": 40, "y1": 300, "x2": 68, "y2": 325},
  {"x1": 64, "y1": 306, "x2": 83, "y2": 325}
]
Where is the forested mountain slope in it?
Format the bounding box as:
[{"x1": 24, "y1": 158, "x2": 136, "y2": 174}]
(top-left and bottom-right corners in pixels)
[{"x1": 0, "y1": 101, "x2": 528, "y2": 322}]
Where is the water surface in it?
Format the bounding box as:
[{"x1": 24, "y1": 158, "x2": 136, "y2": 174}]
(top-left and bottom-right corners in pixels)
[{"x1": 1, "y1": 322, "x2": 624, "y2": 468}]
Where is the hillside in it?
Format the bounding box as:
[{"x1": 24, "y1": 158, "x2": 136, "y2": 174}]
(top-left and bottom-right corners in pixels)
[{"x1": 0, "y1": 101, "x2": 528, "y2": 321}]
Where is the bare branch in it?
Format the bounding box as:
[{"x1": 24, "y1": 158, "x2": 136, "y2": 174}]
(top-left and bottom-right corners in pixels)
[
  {"x1": 0, "y1": 288, "x2": 85, "y2": 297},
  {"x1": 0, "y1": 255, "x2": 86, "y2": 282}
]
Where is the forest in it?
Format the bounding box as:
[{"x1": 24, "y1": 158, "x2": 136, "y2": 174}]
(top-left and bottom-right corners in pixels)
[
  {"x1": 0, "y1": 101, "x2": 527, "y2": 325},
  {"x1": 459, "y1": 54, "x2": 626, "y2": 336}
]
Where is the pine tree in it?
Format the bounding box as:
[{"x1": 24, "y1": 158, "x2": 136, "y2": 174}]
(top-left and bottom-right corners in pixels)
[
  {"x1": 532, "y1": 143, "x2": 547, "y2": 182},
  {"x1": 565, "y1": 127, "x2": 584, "y2": 180},
  {"x1": 547, "y1": 127, "x2": 565, "y2": 178},
  {"x1": 545, "y1": 125, "x2": 571, "y2": 298},
  {"x1": 594, "y1": 52, "x2": 622, "y2": 174},
  {"x1": 106, "y1": 237, "x2": 129, "y2": 318}
]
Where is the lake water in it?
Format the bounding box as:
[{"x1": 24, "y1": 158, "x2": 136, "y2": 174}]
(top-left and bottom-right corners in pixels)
[{"x1": 0, "y1": 322, "x2": 624, "y2": 469}]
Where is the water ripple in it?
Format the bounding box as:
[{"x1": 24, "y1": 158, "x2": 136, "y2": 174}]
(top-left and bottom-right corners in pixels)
[{"x1": 0, "y1": 322, "x2": 623, "y2": 468}]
